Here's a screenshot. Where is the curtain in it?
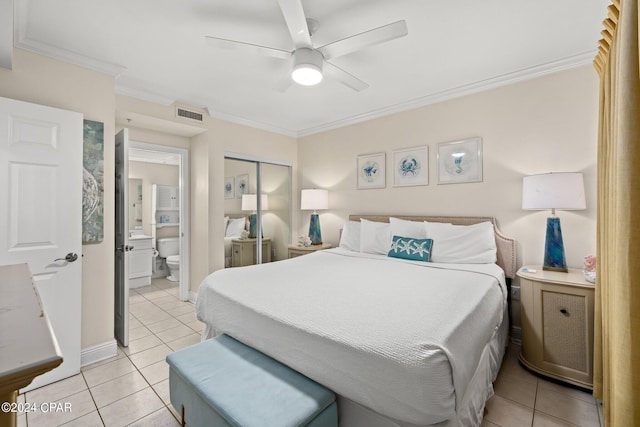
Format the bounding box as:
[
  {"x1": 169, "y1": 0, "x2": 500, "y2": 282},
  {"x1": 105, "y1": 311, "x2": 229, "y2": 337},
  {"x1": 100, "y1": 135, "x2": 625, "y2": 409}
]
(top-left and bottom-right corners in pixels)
[{"x1": 593, "y1": 0, "x2": 640, "y2": 425}]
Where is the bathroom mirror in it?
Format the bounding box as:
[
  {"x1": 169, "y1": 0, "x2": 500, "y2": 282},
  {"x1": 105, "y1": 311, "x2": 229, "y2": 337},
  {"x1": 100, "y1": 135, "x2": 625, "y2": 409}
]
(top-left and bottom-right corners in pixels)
[{"x1": 128, "y1": 178, "x2": 143, "y2": 229}]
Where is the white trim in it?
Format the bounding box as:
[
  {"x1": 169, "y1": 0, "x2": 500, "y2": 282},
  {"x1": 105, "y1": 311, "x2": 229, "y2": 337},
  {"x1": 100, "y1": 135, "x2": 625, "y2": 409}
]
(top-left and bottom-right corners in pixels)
[
  {"x1": 0, "y1": 0, "x2": 13, "y2": 70},
  {"x1": 296, "y1": 51, "x2": 597, "y2": 137},
  {"x1": 189, "y1": 291, "x2": 198, "y2": 304},
  {"x1": 15, "y1": 38, "x2": 126, "y2": 77},
  {"x1": 224, "y1": 151, "x2": 292, "y2": 167},
  {"x1": 128, "y1": 141, "x2": 191, "y2": 302},
  {"x1": 206, "y1": 109, "x2": 298, "y2": 138},
  {"x1": 121, "y1": 51, "x2": 597, "y2": 138},
  {"x1": 81, "y1": 340, "x2": 118, "y2": 367},
  {"x1": 115, "y1": 84, "x2": 176, "y2": 107}
]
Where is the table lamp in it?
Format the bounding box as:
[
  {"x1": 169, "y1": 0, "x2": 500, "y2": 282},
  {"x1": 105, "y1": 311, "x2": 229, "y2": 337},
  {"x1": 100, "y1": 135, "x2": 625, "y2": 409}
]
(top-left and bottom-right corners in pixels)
[
  {"x1": 242, "y1": 194, "x2": 268, "y2": 238},
  {"x1": 301, "y1": 189, "x2": 328, "y2": 245},
  {"x1": 522, "y1": 172, "x2": 586, "y2": 272}
]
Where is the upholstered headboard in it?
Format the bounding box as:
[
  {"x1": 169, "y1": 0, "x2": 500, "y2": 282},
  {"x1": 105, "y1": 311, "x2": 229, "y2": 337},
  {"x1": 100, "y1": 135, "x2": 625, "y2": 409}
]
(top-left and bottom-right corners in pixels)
[{"x1": 349, "y1": 214, "x2": 517, "y2": 279}]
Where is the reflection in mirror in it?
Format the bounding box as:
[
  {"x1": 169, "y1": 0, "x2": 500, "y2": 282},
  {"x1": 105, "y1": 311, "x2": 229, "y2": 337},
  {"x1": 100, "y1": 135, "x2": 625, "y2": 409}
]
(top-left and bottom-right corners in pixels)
[
  {"x1": 128, "y1": 178, "x2": 142, "y2": 229},
  {"x1": 261, "y1": 162, "x2": 291, "y2": 264},
  {"x1": 223, "y1": 158, "x2": 291, "y2": 268}
]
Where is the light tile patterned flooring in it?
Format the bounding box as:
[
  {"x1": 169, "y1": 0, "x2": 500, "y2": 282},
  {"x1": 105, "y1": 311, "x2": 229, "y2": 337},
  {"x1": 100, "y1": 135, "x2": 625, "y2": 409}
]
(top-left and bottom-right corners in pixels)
[
  {"x1": 17, "y1": 278, "x2": 603, "y2": 427},
  {"x1": 17, "y1": 278, "x2": 201, "y2": 427}
]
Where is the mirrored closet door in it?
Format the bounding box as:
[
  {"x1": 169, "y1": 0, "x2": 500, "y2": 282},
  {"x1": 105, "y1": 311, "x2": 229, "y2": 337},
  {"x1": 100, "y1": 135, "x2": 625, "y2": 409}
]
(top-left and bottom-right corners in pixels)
[{"x1": 223, "y1": 157, "x2": 291, "y2": 268}]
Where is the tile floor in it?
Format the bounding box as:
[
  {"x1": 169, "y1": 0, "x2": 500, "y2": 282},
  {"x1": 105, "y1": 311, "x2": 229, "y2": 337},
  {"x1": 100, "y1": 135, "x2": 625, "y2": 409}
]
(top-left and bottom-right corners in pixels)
[
  {"x1": 17, "y1": 278, "x2": 603, "y2": 426},
  {"x1": 17, "y1": 278, "x2": 201, "y2": 427}
]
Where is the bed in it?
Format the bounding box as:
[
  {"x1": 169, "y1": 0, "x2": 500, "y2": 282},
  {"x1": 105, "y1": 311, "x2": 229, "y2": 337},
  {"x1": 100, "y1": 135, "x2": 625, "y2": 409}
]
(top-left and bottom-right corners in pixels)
[{"x1": 196, "y1": 215, "x2": 516, "y2": 427}]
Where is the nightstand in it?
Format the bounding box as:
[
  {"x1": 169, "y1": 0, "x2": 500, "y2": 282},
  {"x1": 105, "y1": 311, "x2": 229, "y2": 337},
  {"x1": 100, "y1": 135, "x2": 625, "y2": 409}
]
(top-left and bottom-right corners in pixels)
[
  {"x1": 287, "y1": 243, "x2": 332, "y2": 259},
  {"x1": 517, "y1": 266, "x2": 595, "y2": 389},
  {"x1": 231, "y1": 238, "x2": 272, "y2": 267}
]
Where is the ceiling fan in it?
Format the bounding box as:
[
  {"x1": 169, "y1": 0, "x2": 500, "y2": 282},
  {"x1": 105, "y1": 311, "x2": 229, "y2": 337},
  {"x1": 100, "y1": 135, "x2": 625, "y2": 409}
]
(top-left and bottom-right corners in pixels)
[{"x1": 205, "y1": 0, "x2": 408, "y2": 91}]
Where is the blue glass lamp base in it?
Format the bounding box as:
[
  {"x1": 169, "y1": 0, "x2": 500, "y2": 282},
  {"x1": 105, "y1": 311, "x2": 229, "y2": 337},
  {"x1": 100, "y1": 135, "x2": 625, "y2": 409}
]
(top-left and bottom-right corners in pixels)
[
  {"x1": 543, "y1": 216, "x2": 568, "y2": 272},
  {"x1": 248, "y1": 214, "x2": 263, "y2": 239},
  {"x1": 309, "y1": 213, "x2": 322, "y2": 245},
  {"x1": 248, "y1": 214, "x2": 257, "y2": 238}
]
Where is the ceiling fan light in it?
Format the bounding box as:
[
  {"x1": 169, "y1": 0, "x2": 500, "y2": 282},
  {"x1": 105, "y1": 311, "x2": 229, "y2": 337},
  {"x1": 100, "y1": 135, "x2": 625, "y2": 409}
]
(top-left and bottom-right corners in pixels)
[
  {"x1": 291, "y1": 48, "x2": 324, "y2": 86},
  {"x1": 292, "y1": 64, "x2": 323, "y2": 86}
]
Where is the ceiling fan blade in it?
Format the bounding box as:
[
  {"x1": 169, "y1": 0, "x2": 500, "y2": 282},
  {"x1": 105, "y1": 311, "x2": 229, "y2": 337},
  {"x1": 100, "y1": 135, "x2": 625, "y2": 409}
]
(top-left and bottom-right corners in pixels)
[
  {"x1": 277, "y1": 0, "x2": 312, "y2": 48},
  {"x1": 318, "y1": 20, "x2": 408, "y2": 60},
  {"x1": 205, "y1": 36, "x2": 290, "y2": 60},
  {"x1": 324, "y1": 62, "x2": 369, "y2": 91},
  {"x1": 273, "y1": 73, "x2": 293, "y2": 92}
]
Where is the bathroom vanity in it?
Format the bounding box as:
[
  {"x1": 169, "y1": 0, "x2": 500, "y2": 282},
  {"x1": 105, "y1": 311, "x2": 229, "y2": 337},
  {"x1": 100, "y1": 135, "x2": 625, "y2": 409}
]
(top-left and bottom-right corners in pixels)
[{"x1": 129, "y1": 235, "x2": 153, "y2": 288}]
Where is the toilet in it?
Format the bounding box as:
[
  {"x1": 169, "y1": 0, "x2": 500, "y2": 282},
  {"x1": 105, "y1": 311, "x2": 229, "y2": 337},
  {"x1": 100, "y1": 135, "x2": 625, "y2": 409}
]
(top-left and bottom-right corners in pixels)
[{"x1": 157, "y1": 237, "x2": 180, "y2": 282}]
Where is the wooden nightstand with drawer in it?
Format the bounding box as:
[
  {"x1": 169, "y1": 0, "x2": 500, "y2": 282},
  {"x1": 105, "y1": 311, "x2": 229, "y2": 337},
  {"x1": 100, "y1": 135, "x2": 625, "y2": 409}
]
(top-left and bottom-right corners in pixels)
[
  {"x1": 287, "y1": 243, "x2": 332, "y2": 259},
  {"x1": 517, "y1": 266, "x2": 595, "y2": 389},
  {"x1": 231, "y1": 238, "x2": 272, "y2": 267}
]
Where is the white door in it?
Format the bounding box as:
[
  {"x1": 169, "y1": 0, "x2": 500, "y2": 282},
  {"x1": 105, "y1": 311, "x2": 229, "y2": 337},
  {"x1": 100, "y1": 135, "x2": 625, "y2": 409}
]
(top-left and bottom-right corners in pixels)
[
  {"x1": 0, "y1": 96, "x2": 83, "y2": 391},
  {"x1": 114, "y1": 129, "x2": 129, "y2": 346}
]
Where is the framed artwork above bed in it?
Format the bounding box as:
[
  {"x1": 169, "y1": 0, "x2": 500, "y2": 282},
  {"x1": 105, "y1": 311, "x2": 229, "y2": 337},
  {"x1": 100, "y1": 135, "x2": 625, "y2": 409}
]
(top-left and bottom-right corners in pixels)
[
  {"x1": 224, "y1": 177, "x2": 235, "y2": 199},
  {"x1": 357, "y1": 152, "x2": 386, "y2": 189},
  {"x1": 392, "y1": 145, "x2": 429, "y2": 187},
  {"x1": 437, "y1": 137, "x2": 483, "y2": 184},
  {"x1": 236, "y1": 174, "x2": 249, "y2": 198}
]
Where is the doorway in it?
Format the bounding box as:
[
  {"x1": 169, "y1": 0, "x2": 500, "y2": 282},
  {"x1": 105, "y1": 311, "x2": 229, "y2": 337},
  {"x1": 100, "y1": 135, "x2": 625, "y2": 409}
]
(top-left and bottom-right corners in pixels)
[{"x1": 114, "y1": 134, "x2": 190, "y2": 347}]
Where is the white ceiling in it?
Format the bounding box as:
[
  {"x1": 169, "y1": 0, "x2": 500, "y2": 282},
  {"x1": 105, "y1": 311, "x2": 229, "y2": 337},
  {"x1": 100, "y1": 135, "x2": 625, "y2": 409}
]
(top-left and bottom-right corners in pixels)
[{"x1": 14, "y1": 0, "x2": 607, "y2": 137}]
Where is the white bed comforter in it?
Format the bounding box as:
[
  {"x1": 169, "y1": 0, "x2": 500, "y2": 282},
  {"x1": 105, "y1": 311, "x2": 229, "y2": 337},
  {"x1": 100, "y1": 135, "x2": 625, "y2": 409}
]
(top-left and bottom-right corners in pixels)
[{"x1": 196, "y1": 248, "x2": 507, "y2": 425}]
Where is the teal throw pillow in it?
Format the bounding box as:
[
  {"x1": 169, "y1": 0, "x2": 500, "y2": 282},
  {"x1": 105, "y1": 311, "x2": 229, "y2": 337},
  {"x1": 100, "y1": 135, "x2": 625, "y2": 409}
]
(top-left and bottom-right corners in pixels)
[{"x1": 388, "y1": 235, "x2": 433, "y2": 262}]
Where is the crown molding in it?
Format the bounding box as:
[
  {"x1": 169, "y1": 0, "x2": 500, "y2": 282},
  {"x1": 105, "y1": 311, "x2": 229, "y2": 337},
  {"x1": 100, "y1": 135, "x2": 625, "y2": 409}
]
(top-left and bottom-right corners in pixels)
[
  {"x1": 205, "y1": 108, "x2": 299, "y2": 138},
  {"x1": 15, "y1": 37, "x2": 126, "y2": 77},
  {"x1": 120, "y1": 49, "x2": 595, "y2": 139},
  {"x1": 115, "y1": 84, "x2": 176, "y2": 106},
  {"x1": 295, "y1": 51, "x2": 597, "y2": 137}
]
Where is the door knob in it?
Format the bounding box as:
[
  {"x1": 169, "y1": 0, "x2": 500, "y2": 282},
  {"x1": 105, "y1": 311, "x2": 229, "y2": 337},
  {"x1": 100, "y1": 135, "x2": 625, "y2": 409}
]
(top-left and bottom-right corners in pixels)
[{"x1": 54, "y1": 252, "x2": 78, "y2": 263}]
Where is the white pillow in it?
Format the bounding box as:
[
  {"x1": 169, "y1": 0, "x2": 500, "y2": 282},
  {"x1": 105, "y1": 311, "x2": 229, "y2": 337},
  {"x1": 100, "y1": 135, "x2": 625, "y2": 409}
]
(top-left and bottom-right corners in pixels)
[
  {"x1": 425, "y1": 221, "x2": 497, "y2": 264},
  {"x1": 339, "y1": 221, "x2": 361, "y2": 252},
  {"x1": 390, "y1": 217, "x2": 427, "y2": 240},
  {"x1": 360, "y1": 219, "x2": 392, "y2": 255},
  {"x1": 424, "y1": 221, "x2": 454, "y2": 237},
  {"x1": 223, "y1": 216, "x2": 229, "y2": 234},
  {"x1": 225, "y1": 217, "x2": 246, "y2": 237}
]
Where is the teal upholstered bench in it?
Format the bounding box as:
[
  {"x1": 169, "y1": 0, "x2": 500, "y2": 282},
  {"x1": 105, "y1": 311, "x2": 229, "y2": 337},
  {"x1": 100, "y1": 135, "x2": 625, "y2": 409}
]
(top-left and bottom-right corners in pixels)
[{"x1": 166, "y1": 334, "x2": 338, "y2": 427}]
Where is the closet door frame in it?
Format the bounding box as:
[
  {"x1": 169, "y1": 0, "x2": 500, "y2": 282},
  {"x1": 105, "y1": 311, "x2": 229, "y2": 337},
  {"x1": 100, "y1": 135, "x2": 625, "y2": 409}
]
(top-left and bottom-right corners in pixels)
[{"x1": 224, "y1": 152, "x2": 292, "y2": 264}]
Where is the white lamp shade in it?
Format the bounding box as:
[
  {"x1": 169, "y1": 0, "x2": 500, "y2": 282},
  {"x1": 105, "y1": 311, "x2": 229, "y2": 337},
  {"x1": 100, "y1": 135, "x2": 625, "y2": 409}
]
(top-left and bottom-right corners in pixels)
[
  {"x1": 522, "y1": 172, "x2": 586, "y2": 210},
  {"x1": 241, "y1": 194, "x2": 269, "y2": 211},
  {"x1": 301, "y1": 189, "x2": 328, "y2": 210}
]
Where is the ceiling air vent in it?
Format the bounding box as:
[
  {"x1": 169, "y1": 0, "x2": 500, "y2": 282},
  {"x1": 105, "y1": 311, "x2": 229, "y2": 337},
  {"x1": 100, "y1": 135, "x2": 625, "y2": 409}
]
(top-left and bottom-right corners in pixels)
[{"x1": 176, "y1": 107, "x2": 204, "y2": 122}]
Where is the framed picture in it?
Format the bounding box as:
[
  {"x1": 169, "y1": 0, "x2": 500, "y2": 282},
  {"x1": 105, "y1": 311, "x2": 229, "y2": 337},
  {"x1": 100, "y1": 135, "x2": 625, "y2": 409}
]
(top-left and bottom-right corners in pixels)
[
  {"x1": 82, "y1": 119, "x2": 104, "y2": 243},
  {"x1": 236, "y1": 174, "x2": 249, "y2": 198},
  {"x1": 357, "y1": 152, "x2": 386, "y2": 189},
  {"x1": 392, "y1": 145, "x2": 429, "y2": 187},
  {"x1": 437, "y1": 137, "x2": 483, "y2": 184},
  {"x1": 224, "y1": 177, "x2": 235, "y2": 199}
]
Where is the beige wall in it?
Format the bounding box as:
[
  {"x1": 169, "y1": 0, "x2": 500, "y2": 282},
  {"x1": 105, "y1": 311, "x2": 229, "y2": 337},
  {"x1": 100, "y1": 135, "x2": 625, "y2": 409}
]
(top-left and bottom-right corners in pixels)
[
  {"x1": 298, "y1": 65, "x2": 598, "y2": 294},
  {"x1": 0, "y1": 48, "x2": 116, "y2": 349},
  {"x1": 194, "y1": 119, "x2": 298, "y2": 290},
  {"x1": 0, "y1": 49, "x2": 297, "y2": 354},
  {"x1": 1, "y1": 47, "x2": 596, "y2": 350},
  {"x1": 115, "y1": 96, "x2": 298, "y2": 293}
]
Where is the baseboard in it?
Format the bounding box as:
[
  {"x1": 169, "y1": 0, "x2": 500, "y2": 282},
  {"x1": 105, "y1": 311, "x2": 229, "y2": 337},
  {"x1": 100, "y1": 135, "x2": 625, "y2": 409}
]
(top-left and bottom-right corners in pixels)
[
  {"x1": 81, "y1": 339, "x2": 118, "y2": 367},
  {"x1": 188, "y1": 291, "x2": 197, "y2": 304},
  {"x1": 510, "y1": 326, "x2": 522, "y2": 345}
]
